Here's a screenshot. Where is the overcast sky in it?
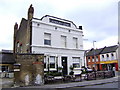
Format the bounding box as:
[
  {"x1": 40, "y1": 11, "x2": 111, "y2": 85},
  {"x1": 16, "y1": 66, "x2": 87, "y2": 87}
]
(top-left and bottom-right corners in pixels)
[{"x1": 0, "y1": 0, "x2": 118, "y2": 51}]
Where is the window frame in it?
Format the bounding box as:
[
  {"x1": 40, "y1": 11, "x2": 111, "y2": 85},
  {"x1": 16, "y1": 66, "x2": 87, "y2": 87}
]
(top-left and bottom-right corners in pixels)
[
  {"x1": 61, "y1": 35, "x2": 67, "y2": 48},
  {"x1": 73, "y1": 37, "x2": 78, "y2": 49},
  {"x1": 44, "y1": 33, "x2": 51, "y2": 46},
  {"x1": 72, "y1": 57, "x2": 80, "y2": 68}
]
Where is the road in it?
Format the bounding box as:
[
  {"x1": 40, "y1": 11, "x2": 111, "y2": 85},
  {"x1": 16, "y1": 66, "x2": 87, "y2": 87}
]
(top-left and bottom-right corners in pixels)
[{"x1": 74, "y1": 81, "x2": 119, "y2": 88}]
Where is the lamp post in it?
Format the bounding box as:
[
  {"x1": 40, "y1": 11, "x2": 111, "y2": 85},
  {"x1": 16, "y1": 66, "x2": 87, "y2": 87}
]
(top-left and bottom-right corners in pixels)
[
  {"x1": 93, "y1": 41, "x2": 97, "y2": 79},
  {"x1": 93, "y1": 41, "x2": 96, "y2": 70}
]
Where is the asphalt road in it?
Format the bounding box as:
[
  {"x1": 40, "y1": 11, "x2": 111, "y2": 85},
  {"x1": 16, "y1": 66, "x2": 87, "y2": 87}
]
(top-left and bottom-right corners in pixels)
[
  {"x1": 74, "y1": 81, "x2": 119, "y2": 88},
  {"x1": 2, "y1": 82, "x2": 120, "y2": 90}
]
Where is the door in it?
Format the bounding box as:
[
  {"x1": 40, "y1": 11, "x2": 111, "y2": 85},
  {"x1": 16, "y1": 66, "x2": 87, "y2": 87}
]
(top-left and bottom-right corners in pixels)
[{"x1": 61, "y1": 57, "x2": 67, "y2": 76}]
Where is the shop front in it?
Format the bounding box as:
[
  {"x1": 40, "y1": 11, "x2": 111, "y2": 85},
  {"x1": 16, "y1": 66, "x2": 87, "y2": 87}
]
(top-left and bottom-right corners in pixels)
[{"x1": 100, "y1": 60, "x2": 118, "y2": 71}]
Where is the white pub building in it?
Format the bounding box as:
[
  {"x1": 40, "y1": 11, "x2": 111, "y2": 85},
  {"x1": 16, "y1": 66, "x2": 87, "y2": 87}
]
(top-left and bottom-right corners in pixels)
[{"x1": 14, "y1": 5, "x2": 84, "y2": 75}]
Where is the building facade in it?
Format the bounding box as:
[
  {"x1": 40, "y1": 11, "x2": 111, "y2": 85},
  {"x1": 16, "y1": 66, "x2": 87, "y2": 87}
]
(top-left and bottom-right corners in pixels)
[
  {"x1": 100, "y1": 45, "x2": 118, "y2": 71},
  {"x1": 0, "y1": 50, "x2": 15, "y2": 78},
  {"x1": 86, "y1": 48, "x2": 102, "y2": 71},
  {"x1": 86, "y1": 45, "x2": 118, "y2": 71},
  {"x1": 14, "y1": 5, "x2": 84, "y2": 76}
]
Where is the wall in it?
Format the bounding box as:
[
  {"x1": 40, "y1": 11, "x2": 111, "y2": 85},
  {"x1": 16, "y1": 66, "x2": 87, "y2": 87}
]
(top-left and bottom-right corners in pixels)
[
  {"x1": 32, "y1": 19, "x2": 83, "y2": 49},
  {"x1": 31, "y1": 17, "x2": 84, "y2": 75},
  {"x1": 14, "y1": 54, "x2": 44, "y2": 86}
]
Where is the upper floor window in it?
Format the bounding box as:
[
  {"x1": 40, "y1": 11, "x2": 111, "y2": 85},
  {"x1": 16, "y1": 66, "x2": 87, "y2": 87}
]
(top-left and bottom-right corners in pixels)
[
  {"x1": 61, "y1": 35, "x2": 67, "y2": 48},
  {"x1": 96, "y1": 56, "x2": 98, "y2": 62},
  {"x1": 88, "y1": 57, "x2": 90, "y2": 62},
  {"x1": 20, "y1": 44, "x2": 22, "y2": 53},
  {"x1": 16, "y1": 42, "x2": 19, "y2": 53},
  {"x1": 92, "y1": 56, "x2": 94, "y2": 62},
  {"x1": 73, "y1": 37, "x2": 78, "y2": 48},
  {"x1": 102, "y1": 55, "x2": 104, "y2": 61},
  {"x1": 44, "y1": 33, "x2": 51, "y2": 45},
  {"x1": 106, "y1": 54, "x2": 109, "y2": 60},
  {"x1": 111, "y1": 53, "x2": 114, "y2": 60}
]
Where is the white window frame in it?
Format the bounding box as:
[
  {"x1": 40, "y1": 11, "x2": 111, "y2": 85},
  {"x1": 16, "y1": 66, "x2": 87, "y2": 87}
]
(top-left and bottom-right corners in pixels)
[
  {"x1": 44, "y1": 33, "x2": 51, "y2": 45},
  {"x1": 72, "y1": 57, "x2": 80, "y2": 69},
  {"x1": 49, "y1": 56, "x2": 56, "y2": 69},
  {"x1": 88, "y1": 57, "x2": 90, "y2": 62},
  {"x1": 73, "y1": 37, "x2": 78, "y2": 48},
  {"x1": 61, "y1": 35, "x2": 67, "y2": 48}
]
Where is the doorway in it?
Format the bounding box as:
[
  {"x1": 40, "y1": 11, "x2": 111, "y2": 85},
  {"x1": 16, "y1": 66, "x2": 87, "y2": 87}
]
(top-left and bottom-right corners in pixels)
[{"x1": 61, "y1": 57, "x2": 67, "y2": 75}]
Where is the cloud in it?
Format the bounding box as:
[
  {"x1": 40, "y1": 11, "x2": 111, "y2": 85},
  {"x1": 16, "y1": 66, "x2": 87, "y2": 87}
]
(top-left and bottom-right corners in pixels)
[
  {"x1": 83, "y1": 36, "x2": 118, "y2": 50},
  {"x1": 0, "y1": 0, "x2": 118, "y2": 50}
]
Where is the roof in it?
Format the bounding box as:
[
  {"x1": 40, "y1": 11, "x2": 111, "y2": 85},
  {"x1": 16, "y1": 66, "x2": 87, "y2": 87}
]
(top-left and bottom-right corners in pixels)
[
  {"x1": 33, "y1": 15, "x2": 79, "y2": 29},
  {"x1": 0, "y1": 50, "x2": 15, "y2": 64},
  {"x1": 86, "y1": 45, "x2": 118, "y2": 56},
  {"x1": 100, "y1": 45, "x2": 118, "y2": 54},
  {"x1": 86, "y1": 48, "x2": 103, "y2": 56},
  {"x1": 18, "y1": 18, "x2": 28, "y2": 31}
]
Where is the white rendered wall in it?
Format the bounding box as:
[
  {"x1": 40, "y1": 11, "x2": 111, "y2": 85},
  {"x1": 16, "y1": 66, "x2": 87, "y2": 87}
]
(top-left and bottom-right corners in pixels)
[{"x1": 31, "y1": 17, "x2": 84, "y2": 75}]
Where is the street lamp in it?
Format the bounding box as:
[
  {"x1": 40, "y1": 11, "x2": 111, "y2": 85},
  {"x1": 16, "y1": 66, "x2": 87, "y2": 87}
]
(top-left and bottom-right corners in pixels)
[
  {"x1": 93, "y1": 41, "x2": 96, "y2": 49},
  {"x1": 93, "y1": 41, "x2": 96, "y2": 70}
]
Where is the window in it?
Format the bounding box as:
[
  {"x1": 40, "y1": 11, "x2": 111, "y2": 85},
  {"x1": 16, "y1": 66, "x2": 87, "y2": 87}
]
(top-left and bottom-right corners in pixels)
[
  {"x1": 72, "y1": 57, "x2": 80, "y2": 68},
  {"x1": 73, "y1": 37, "x2": 78, "y2": 48},
  {"x1": 102, "y1": 55, "x2": 104, "y2": 61},
  {"x1": 16, "y1": 42, "x2": 19, "y2": 53},
  {"x1": 106, "y1": 54, "x2": 109, "y2": 60},
  {"x1": 1, "y1": 66, "x2": 9, "y2": 72},
  {"x1": 44, "y1": 33, "x2": 51, "y2": 45},
  {"x1": 49, "y1": 56, "x2": 55, "y2": 68},
  {"x1": 88, "y1": 57, "x2": 90, "y2": 62},
  {"x1": 96, "y1": 56, "x2": 98, "y2": 62},
  {"x1": 20, "y1": 44, "x2": 22, "y2": 53},
  {"x1": 44, "y1": 56, "x2": 47, "y2": 69},
  {"x1": 111, "y1": 53, "x2": 114, "y2": 60},
  {"x1": 92, "y1": 56, "x2": 94, "y2": 62},
  {"x1": 61, "y1": 35, "x2": 67, "y2": 48}
]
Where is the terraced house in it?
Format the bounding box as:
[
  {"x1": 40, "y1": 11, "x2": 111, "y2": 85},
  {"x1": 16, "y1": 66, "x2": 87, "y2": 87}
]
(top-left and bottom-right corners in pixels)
[
  {"x1": 13, "y1": 4, "x2": 84, "y2": 80},
  {"x1": 86, "y1": 45, "x2": 118, "y2": 71}
]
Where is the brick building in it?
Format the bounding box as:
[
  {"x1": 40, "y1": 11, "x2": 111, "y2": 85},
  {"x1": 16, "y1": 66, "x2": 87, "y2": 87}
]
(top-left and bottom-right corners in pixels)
[
  {"x1": 13, "y1": 5, "x2": 44, "y2": 86},
  {"x1": 86, "y1": 45, "x2": 118, "y2": 71},
  {"x1": 13, "y1": 4, "x2": 84, "y2": 78}
]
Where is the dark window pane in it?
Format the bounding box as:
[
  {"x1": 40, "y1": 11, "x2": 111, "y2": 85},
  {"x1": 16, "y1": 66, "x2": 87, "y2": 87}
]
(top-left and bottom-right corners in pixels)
[
  {"x1": 73, "y1": 63, "x2": 80, "y2": 68},
  {"x1": 44, "y1": 39, "x2": 51, "y2": 45},
  {"x1": 44, "y1": 63, "x2": 46, "y2": 68},
  {"x1": 50, "y1": 63, "x2": 55, "y2": 68}
]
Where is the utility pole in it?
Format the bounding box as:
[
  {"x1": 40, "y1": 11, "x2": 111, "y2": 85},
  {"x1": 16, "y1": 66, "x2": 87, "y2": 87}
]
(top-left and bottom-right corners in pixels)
[{"x1": 93, "y1": 41, "x2": 96, "y2": 69}]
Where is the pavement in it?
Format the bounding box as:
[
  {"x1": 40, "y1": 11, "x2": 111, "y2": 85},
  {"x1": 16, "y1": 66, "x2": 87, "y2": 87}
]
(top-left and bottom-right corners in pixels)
[{"x1": 20, "y1": 76, "x2": 119, "y2": 88}]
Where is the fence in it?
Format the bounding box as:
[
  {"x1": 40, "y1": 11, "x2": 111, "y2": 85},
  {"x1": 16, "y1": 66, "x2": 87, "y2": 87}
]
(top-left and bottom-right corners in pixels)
[{"x1": 85, "y1": 71, "x2": 115, "y2": 80}]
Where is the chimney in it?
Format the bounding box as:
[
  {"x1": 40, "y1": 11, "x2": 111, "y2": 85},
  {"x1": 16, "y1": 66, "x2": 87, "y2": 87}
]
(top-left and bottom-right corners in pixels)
[
  {"x1": 28, "y1": 4, "x2": 34, "y2": 20},
  {"x1": 79, "y1": 26, "x2": 82, "y2": 30}
]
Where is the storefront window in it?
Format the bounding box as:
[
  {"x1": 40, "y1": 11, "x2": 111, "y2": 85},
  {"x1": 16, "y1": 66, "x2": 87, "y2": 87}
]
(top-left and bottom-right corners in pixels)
[
  {"x1": 49, "y1": 56, "x2": 55, "y2": 68},
  {"x1": 72, "y1": 57, "x2": 80, "y2": 68}
]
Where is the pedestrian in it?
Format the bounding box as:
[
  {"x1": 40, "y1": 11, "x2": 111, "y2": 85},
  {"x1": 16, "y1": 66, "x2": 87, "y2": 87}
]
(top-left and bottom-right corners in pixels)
[{"x1": 112, "y1": 67, "x2": 116, "y2": 76}]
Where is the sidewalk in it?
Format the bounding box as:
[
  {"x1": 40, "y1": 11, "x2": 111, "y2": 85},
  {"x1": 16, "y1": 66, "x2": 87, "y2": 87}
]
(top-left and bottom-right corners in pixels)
[{"x1": 21, "y1": 76, "x2": 119, "y2": 88}]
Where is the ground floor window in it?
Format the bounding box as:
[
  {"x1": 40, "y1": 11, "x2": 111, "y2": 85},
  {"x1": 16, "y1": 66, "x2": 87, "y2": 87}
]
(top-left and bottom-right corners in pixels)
[
  {"x1": 72, "y1": 57, "x2": 80, "y2": 68},
  {"x1": 0, "y1": 66, "x2": 9, "y2": 72},
  {"x1": 44, "y1": 56, "x2": 47, "y2": 69},
  {"x1": 49, "y1": 56, "x2": 56, "y2": 68}
]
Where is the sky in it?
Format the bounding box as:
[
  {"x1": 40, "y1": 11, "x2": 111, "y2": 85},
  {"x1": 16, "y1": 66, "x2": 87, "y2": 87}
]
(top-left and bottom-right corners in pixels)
[{"x1": 0, "y1": 0, "x2": 118, "y2": 51}]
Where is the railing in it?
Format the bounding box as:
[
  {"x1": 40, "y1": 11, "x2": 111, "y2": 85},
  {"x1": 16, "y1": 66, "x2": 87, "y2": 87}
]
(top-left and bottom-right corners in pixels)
[
  {"x1": 44, "y1": 71, "x2": 115, "y2": 84},
  {"x1": 0, "y1": 72, "x2": 14, "y2": 78},
  {"x1": 85, "y1": 71, "x2": 114, "y2": 80}
]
